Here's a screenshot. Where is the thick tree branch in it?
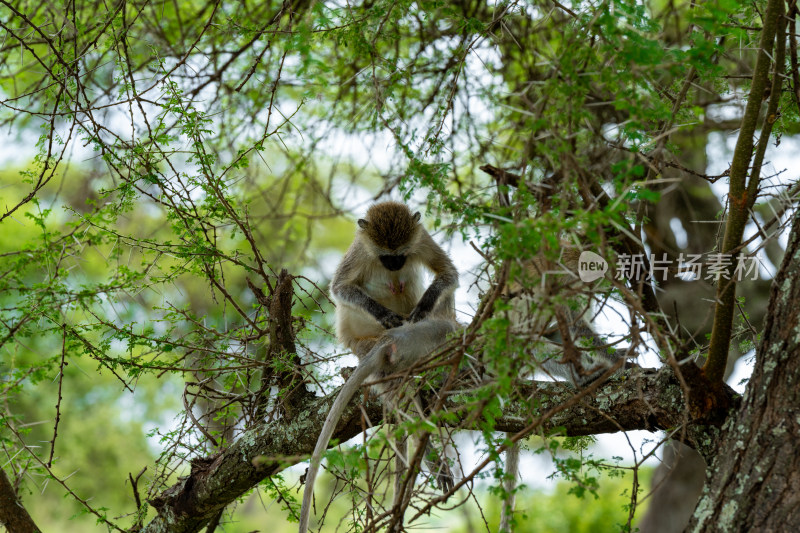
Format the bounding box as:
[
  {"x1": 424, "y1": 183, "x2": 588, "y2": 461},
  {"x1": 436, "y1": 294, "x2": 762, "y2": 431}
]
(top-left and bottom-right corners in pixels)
[
  {"x1": 141, "y1": 365, "x2": 737, "y2": 532},
  {"x1": 492, "y1": 366, "x2": 734, "y2": 462},
  {"x1": 0, "y1": 468, "x2": 41, "y2": 533}
]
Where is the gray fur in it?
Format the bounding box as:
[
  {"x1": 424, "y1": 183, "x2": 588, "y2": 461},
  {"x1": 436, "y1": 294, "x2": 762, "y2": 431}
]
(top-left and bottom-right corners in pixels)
[
  {"x1": 299, "y1": 319, "x2": 459, "y2": 533},
  {"x1": 499, "y1": 438, "x2": 520, "y2": 532},
  {"x1": 301, "y1": 203, "x2": 459, "y2": 533}
]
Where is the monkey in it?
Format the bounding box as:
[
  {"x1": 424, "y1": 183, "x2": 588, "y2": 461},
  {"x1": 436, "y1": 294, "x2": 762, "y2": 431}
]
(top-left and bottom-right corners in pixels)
[
  {"x1": 505, "y1": 246, "x2": 628, "y2": 385},
  {"x1": 497, "y1": 246, "x2": 632, "y2": 530},
  {"x1": 330, "y1": 201, "x2": 459, "y2": 357},
  {"x1": 298, "y1": 202, "x2": 460, "y2": 533}
]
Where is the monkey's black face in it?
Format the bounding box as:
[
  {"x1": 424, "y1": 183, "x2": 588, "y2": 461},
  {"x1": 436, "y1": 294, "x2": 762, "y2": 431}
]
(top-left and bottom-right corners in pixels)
[{"x1": 379, "y1": 254, "x2": 406, "y2": 271}]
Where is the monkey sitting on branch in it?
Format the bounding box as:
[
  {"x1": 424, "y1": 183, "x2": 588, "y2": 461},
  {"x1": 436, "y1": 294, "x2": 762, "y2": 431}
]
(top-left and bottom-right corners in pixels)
[
  {"x1": 499, "y1": 245, "x2": 635, "y2": 532},
  {"x1": 299, "y1": 201, "x2": 461, "y2": 533},
  {"x1": 504, "y1": 246, "x2": 632, "y2": 385}
]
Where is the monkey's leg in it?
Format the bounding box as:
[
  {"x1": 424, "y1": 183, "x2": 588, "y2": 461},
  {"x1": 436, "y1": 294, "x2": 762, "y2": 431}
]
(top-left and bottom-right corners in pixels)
[
  {"x1": 498, "y1": 437, "x2": 520, "y2": 532},
  {"x1": 351, "y1": 336, "x2": 382, "y2": 359}
]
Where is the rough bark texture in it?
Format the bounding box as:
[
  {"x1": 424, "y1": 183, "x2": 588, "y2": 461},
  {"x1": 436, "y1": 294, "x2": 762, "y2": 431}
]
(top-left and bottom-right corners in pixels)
[
  {"x1": 143, "y1": 386, "x2": 385, "y2": 533},
  {"x1": 494, "y1": 366, "x2": 734, "y2": 460},
  {"x1": 0, "y1": 468, "x2": 41, "y2": 533},
  {"x1": 255, "y1": 269, "x2": 315, "y2": 420},
  {"x1": 141, "y1": 366, "x2": 737, "y2": 532},
  {"x1": 639, "y1": 132, "x2": 772, "y2": 533},
  {"x1": 688, "y1": 209, "x2": 800, "y2": 532}
]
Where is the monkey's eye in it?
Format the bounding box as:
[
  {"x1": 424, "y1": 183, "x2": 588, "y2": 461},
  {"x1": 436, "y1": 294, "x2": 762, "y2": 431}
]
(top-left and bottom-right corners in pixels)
[{"x1": 379, "y1": 255, "x2": 406, "y2": 271}]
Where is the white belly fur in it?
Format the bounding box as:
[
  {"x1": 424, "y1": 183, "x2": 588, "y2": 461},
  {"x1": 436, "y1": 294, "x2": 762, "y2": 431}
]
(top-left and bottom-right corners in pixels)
[{"x1": 334, "y1": 261, "x2": 425, "y2": 350}]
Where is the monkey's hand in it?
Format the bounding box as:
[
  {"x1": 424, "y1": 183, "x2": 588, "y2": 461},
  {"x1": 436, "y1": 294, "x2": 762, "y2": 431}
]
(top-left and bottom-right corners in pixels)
[
  {"x1": 407, "y1": 302, "x2": 433, "y2": 323},
  {"x1": 409, "y1": 288, "x2": 439, "y2": 322},
  {"x1": 377, "y1": 309, "x2": 405, "y2": 329}
]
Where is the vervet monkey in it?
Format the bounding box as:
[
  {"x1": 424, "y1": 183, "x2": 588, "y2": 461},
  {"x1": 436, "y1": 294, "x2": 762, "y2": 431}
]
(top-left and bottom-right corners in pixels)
[
  {"x1": 299, "y1": 202, "x2": 460, "y2": 533},
  {"x1": 331, "y1": 201, "x2": 459, "y2": 357},
  {"x1": 506, "y1": 246, "x2": 627, "y2": 385},
  {"x1": 498, "y1": 246, "x2": 630, "y2": 531}
]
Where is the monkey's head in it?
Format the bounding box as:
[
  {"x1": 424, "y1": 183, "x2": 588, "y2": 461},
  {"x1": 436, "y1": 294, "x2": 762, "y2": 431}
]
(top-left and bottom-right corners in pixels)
[{"x1": 358, "y1": 201, "x2": 421, "y2": 271}]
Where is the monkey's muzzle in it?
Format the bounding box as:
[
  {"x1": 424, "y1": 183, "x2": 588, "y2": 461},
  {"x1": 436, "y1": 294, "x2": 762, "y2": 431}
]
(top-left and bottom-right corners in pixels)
[{"x1": 379, "y1": 255, "x2": 406, "y2": 271}]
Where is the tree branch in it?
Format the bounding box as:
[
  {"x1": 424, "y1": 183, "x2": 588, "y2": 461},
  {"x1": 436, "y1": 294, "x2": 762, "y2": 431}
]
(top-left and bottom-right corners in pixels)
[
  {"x1": 0, "y1": 468, "x2": 41, "y2": 533},
  {"x1": 704, "y1": 0, "x2": 785, "y2": 382},
  {"x1": 142, "y1": 366, "x2": 737, "y2": 532}
]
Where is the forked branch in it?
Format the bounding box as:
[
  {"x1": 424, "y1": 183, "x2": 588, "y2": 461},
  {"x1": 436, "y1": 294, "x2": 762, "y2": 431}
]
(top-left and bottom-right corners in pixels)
[{"x1": 704, "y1": 0, "x2": 786, "y2": 382}]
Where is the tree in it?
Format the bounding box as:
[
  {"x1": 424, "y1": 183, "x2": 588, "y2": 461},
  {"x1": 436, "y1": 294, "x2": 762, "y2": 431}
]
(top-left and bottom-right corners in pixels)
[{"x1": 0, "y1": 0, "x2": 798, "y2": 531}]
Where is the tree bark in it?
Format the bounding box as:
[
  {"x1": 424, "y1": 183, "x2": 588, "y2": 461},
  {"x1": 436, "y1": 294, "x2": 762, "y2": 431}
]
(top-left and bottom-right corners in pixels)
[
  {"x1": 140, "y1": 365, "x2": 736, "y2": 533},
  {"x1": 0, "y1": 468, "x2": 41, "y2": 533},
  {"x1": 688, "y1": 208, "x2": 800, "y2": 531}
]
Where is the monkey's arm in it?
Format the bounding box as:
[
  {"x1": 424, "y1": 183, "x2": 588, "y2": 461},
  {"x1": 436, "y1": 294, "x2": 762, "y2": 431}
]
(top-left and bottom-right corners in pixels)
[
  {"x1": 408, "y1": 232, "x2": 459, "y2": 322},
  {"x1": 331, "y1": 251, "x2": 405, "y2": 329},
  {"x1": 333, "y1": 283, "x2": 405, "y2": 329}
]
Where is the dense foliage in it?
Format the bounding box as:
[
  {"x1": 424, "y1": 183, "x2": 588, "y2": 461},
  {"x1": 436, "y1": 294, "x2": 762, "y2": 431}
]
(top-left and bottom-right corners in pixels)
[{"x1": 1, "y1": 0, "x2": 797, "y2": 531}]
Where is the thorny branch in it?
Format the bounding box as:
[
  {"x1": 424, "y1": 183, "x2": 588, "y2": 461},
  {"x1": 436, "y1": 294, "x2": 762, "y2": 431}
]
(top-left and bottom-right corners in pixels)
[{"x1": 142, "y1": 363, "x2": 737, "y2": 533}]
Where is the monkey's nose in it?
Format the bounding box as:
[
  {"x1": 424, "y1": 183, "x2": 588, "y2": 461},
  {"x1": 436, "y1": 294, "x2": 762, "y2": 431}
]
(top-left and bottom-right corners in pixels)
[{"x1": 379, "y1": 255, "x2": 406, "y2": 271}]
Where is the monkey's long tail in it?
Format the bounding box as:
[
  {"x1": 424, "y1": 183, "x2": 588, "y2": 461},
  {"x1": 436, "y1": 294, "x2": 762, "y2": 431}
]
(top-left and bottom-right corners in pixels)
[
  {"x1": 498, "y1": 437, "x2": 520, "y2": 532},
  {"x1": 298, "y1": 346, "x2": 386, "y2": 533}
]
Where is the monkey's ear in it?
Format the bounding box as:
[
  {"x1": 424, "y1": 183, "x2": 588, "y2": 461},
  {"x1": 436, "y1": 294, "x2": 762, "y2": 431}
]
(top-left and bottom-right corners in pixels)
[
  {"x1": 357, "y1": 219, "x2": 369, "y2": 229},
  {"x1": 412, "y1": 212, "x2": 421, "y2": 223}
]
